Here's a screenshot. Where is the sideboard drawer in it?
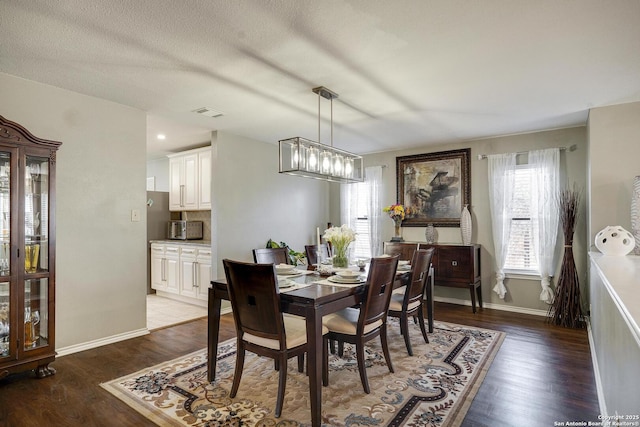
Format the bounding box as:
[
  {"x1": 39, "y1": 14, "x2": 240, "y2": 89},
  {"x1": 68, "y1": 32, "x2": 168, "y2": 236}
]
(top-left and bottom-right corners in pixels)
[
  {"x1": 435, "y1": 246, "x2": 473, "y2": 282},
  {"x1": 431, "y1": 245, "x2": 480, "y2": 285},
  {"x1": 386, "y1": 242, "x2": 482, "y2": 312}
]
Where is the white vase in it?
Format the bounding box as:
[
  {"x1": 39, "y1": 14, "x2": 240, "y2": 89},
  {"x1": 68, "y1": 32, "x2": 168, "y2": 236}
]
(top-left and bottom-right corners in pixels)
[
  {"x1": 461, "y1": 204, "x2": 472, "y2": 245},
  {"x1": 424, "y1": 224, "x2": 437, "y2": 244},
  {"x1": 632, "y1": 176, "x2": 640, "y2": 255},
  {"x1": 595, "y1": 225, "x2": 635, "y2": 256}
]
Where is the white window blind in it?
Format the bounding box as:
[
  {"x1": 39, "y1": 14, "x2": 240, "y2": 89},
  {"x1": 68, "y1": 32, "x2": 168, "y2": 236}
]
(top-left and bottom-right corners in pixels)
[
  {"x1": 352, "y1": 217, "x2": 371, "y2": 259},
  {"x1": 350, "y1": 181, "x2": 372, "y2": 259},
  {"x1": 504, "y1": 166, "x2": 539, "y2": 273}
]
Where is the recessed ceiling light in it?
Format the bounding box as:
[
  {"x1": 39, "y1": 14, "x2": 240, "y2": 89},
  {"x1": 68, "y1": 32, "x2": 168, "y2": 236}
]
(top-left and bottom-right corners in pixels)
[
  {"x1": 157, "y1": 134, "x2": 166, "y2": 140},
  {"x1": 192, "y1": 107, "x2": 224, "y2": 118}
]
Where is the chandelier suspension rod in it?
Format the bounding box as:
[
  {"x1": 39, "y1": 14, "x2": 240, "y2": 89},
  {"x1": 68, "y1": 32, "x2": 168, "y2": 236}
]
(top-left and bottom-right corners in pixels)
[
  {"x1": 331, "y1": 95, "x2": 334, "y2": 148},
  {"x1": 318, "y1": 90, "x2": 321, "y2": 146}
]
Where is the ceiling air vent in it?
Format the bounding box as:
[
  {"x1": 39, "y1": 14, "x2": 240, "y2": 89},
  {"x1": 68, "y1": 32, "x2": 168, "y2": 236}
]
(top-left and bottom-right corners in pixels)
[{"x1": 192, "y1": 107, "x2": 224, "y2": 118}]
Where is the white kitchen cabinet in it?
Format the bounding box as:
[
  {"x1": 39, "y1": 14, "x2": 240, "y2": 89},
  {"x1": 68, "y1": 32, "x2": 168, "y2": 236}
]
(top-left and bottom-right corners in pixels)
[
  {"x1": 179, "y1": 246, "x2": 198, "y2": 299},
  {"x1": 195, "y1": 248, "x2": 212, "y2": 302},
  {"x1": 198, "y1": 149, "x2": 212, "y2": 210},
  {"x1": 150, "y1": 242, "x2": 210, "y2": 307},
  {"x1": 150, "y1": 244, "x2": 166, "y2": 291},
  {"x1": 164, "y1": 245, "x2": 181, "y2": 294},
  {"x1": 150, "y1": 243, "x2": 180, "y2": 295},
  {"x1": 168, "y1": 147, "x2": 211, "y2": 211}
]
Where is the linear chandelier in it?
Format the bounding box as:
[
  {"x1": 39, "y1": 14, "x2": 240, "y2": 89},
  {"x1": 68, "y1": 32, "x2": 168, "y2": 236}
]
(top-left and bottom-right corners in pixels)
[{"x1": 279, "y1": 86, "x2": 364, "y2": 183}]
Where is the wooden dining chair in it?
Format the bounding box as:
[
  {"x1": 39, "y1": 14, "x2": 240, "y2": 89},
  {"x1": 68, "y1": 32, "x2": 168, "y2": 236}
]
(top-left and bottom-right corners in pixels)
[
  {"x1": 322, "y1": 254, "x2": 399, "y2": 394},
  {"x1": 252, "y1": 247, "x2": 290, "y2": 265},
  {"x1": 304, "y1": 244, "x2": 330, "y2": 268},
  {"x1": 387, "y1": 248, "x2": 435, "y2": 356},
  {"x1": 383, "y1": 241, "x2": 418, "y2": 261},
  {"x1": 223, "y1": 259, "x2": 328, "y2": 417}
]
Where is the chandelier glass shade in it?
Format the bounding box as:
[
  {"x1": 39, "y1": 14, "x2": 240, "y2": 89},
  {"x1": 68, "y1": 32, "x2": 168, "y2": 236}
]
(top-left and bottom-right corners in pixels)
[
  {"x1": 279, "y1": 137, "x2": 363, "y2": 183},
  {"x1": 279, "y1": 87, "x2": 364, "y2": 183}
]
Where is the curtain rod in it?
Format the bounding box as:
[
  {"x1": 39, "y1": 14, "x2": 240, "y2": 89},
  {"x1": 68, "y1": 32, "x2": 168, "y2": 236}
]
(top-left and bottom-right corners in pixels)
[{"x1": 477, "y1": 144, "x2": 577, "y2": 160}]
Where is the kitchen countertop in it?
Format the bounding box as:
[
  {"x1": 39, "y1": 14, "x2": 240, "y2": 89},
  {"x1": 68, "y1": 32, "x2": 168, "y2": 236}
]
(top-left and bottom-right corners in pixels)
[{"x1": 150, "y1": 239, "x2": 211, "y2": 248}]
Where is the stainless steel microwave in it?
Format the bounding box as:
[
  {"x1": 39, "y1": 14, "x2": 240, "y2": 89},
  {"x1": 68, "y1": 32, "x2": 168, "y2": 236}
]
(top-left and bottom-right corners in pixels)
[{"x1": 167, "y1": 220, "x2": 203, "y2": 240}]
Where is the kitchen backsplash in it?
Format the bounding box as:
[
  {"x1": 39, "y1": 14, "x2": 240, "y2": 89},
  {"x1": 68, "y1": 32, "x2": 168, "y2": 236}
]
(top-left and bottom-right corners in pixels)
[{"x1": 180, "y1": 211, "x2": 212, "y2": 240}]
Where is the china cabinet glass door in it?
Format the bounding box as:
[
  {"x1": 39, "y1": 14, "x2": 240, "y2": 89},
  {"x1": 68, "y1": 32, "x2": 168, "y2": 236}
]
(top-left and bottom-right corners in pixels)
[
  {"x1": 0, "y1": 152, "x2": 10, "y2": 359},
  {"x1": 23, "y1": 156, "x2": 50, "y2": 351}
]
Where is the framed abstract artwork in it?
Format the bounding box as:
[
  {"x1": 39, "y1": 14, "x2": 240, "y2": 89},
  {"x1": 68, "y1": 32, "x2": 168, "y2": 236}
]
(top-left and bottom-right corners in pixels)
[{"x1": 396, "y1": 148, "x2": 471, "y2": 227}]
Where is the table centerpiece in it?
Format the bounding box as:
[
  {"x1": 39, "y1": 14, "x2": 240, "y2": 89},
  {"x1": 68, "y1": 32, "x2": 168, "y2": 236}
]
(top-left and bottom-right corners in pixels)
[{"x1": 323, "y1": 225, "x2": 356, "y2": 268}]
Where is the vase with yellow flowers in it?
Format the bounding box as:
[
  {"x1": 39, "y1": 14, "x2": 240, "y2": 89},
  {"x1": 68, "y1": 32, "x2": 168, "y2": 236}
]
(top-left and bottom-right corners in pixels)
[{"x1": 383, "y1": 204, "x2": 411, "y2": 242}]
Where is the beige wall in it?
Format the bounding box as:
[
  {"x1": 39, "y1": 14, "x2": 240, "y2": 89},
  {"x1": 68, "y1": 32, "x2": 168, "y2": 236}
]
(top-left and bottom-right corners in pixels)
[
  {"x1": 211, "y1": 131, "x2": 330, "y2": 279},
  {"x1": 588, "y1": 101, "x2": 640, "y2": 244},
  {"x1": 0, "y1": 72, "x2": 148, "y2": 349},
  {"x1": 362, "y1": 127, "x2": 588, "y2": 313},
  {"x1": 146, "y1": 157, "x2": 170, "y2": 192}
]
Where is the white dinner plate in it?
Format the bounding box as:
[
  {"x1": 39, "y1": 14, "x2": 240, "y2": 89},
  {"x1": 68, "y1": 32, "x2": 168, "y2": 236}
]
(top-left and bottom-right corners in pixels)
[
  {"x1": 335, "y1": 270, "x2": 360, "y2": 279},
  {"x1": 277, "y1": 269, "x2": 300, "y2": 275},
  {"x1": 328, "y1": 275, "x2": 364, "y2": 284},
  {"x1": 278, "y1": 279, "x2": 296, "y2": 288}
]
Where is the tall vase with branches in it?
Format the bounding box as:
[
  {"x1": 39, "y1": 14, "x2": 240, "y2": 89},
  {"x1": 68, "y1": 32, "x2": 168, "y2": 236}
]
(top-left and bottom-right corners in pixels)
[{"x1": 548, "y1": 187, "x2": 584, "y2": 328}]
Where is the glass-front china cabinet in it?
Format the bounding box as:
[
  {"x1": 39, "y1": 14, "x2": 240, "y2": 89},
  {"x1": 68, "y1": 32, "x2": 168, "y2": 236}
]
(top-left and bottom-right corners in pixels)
[{"x1": 0, "y1": 116, "x2": 61, "y2": 379}]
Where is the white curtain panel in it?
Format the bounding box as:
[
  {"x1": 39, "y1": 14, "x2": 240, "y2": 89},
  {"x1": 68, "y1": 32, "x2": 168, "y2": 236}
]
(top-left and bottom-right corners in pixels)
[
  {"x1": 366, "y1": 166, "x2": 383, "y2": 257},
  {"x1": 487, "y1": 153, "x2": 517, "y2": 299},
  {"x1": 529, "y1": 148, "x2": 560, "y2": 304},
  {"x1": 340, "y1": 182, "x2": 357, "y2": 233},
  {"x1": 340, "y1": 165, "x2": 383, "y2": 257}
]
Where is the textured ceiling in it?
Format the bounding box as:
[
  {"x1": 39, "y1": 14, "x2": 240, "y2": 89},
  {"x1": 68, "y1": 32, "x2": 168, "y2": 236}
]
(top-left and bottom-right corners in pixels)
[{"x1": 2, "y1": 0, "x2": 639, "y2": 159}]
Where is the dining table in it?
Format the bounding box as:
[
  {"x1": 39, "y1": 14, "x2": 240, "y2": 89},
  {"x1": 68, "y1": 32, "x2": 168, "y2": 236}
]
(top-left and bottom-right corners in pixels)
[{"x1": 207, "y1": 264, "x2": 433, "y2": 427}]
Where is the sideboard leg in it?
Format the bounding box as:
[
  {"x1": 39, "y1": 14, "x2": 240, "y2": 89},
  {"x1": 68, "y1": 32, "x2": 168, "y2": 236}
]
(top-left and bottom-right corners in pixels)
[{"x1": 469, "y1": 284, "x2": 477, "y2": 313}]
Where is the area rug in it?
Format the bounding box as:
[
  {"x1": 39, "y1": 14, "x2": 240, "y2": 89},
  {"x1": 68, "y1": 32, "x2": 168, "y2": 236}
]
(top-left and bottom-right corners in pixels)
[{"x1": 101, "y1": 320, "x2": 504, "y2": 426}]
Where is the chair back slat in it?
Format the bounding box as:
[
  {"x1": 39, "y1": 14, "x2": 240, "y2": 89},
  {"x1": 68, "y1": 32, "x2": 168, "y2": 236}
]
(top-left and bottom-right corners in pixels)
[
  {"x1": 358, "y1": 255, "x2": 399, "y2": 333},
  {"x1": 252, "y1": 247, "x2": 290, "y2": 265},
  {"x1": 223, "y1": 259, "x2": 284, "y2": 343},
  {"x1": 405, "y1": 248, "x2": 435, "y2": 307},
  {"x1": 304, "y1": 244, "x2": 330, "y2": 266},
  {"x1": 383, "y1": 242, "x2": 417, "y2": 261}
]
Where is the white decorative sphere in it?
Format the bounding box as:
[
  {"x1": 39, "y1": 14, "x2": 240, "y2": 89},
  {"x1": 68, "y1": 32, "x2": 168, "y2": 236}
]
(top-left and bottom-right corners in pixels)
[{"x1": 595, "y1": 226, "x2": 636, "y2": 256}]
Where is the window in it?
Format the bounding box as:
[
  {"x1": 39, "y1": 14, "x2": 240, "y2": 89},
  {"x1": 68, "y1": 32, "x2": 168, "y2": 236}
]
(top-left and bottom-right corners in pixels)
[
  {"x1": 341, "y1": 165, "x2": 383, "y2": 259},
  {"x1": 504, "y1": 165, "x2": 539, "y2": 273},
  {"x1": 350, "y1": 181, "x2": 372, "y2": 259}
]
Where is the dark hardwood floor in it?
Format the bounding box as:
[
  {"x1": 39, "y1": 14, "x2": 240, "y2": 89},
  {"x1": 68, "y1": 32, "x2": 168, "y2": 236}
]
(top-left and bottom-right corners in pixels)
[{"x1": 0, "y1": 302, "x2": 600, "y2": 426}]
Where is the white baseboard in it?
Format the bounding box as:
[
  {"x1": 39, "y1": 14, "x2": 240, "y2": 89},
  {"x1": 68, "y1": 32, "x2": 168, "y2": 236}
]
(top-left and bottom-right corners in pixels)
[
  {"x1": 57, "y1": 301, "x2": 224, "y2": 358},
  {"x1": 586, "y1": 318, "x2": 607, "y2": 418},
  {"x1": 155, "y1": 290, "x2": 207, "y2": 308},
  {"x1": 55, "y1": 300, "x2": 544, "y2": 358},
  {"x1": 56, "y1": 328, "x2": 150, "y2": 357},
  {"x1": 433, "y1": 296, "x2": 549, "y2": 317}
]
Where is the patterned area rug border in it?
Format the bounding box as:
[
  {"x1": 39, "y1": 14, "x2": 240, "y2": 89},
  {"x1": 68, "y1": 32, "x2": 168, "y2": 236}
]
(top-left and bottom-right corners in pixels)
[{"x1": 101, "y1": 321, "x2": 505, "y2": 426}]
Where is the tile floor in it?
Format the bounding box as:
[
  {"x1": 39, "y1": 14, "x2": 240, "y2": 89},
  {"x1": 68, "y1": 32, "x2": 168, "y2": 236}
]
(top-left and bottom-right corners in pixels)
[{"x1": 147, "y1": 294, "x2": 208, "y2": 331}]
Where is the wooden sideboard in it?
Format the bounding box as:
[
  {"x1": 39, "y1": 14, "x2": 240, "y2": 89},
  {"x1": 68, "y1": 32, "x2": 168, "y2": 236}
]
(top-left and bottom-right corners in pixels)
[{"x1": 383, "y1": 242, "x2": 482, "y2": 313}]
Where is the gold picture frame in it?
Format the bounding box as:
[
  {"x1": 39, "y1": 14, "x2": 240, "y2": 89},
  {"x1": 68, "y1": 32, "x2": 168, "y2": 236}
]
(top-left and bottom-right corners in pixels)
[{"x1": 396, "y1": 148, "x2": 471, "y2": 227}]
